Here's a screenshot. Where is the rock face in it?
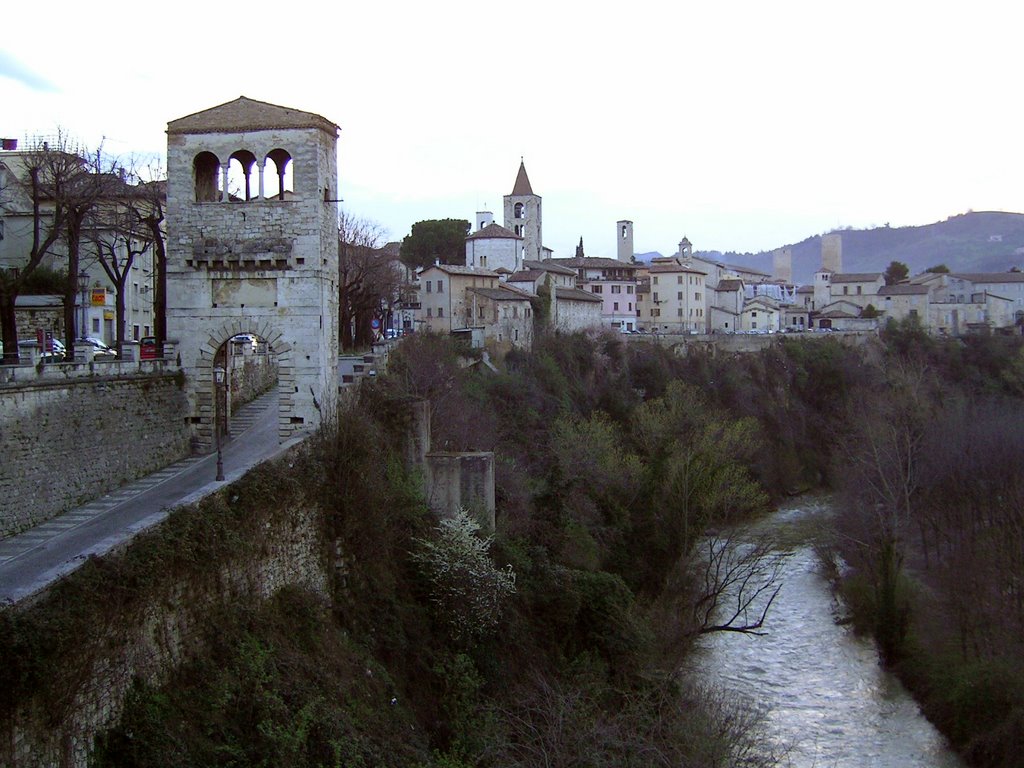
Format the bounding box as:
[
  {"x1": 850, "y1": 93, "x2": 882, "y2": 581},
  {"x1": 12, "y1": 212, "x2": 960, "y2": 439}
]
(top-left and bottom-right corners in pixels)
[{"x1": 165, "y1": 97, "x2": 340, "y2": 450}]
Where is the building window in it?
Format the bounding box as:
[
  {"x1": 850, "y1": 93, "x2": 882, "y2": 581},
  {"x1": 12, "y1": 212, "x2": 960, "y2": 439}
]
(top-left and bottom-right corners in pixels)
[
  {"x1": 627, "y1": 285, "x2": 634, "y2": 294},
  {"x1": 514, "y1": 202, "x2": 524, "y2": 219},
  {"x1": 677, "y1": 308, "x2": 683, "y2": 317},
  {"x1": 857, "y1": 285, "x2": 862, "y2": 295},
  {"x1": 133, "y1": 325, "x2": 140, "y2": 340},
  {"x1": 592, "y1": 285, "x2": 603, "y2": 294},
  {"x1": 653, "y1": 292, "x2": 659, "y2": 302},
  {"x1": 426, "y1": 281, "x2": 432, "y2": 293},
  {"x1": 437, "y1": 280, "x2": 444, "y2": 293},
  {"x1": 614, "y1": 302, "x2": 619, "y2": 311},
  {"x1": 843, "y1": 286, "x2": 849, "y2": 295},
  {"x1": 677, "y1": 291, "x2": 683, "y2": 300},
  {"x1": 695, "y1": 292, "x2": 701, "y2": 301},
  {"x1": 611, "y1": 284, "x2": 621, "y2": 294},
  {"x1": 677, "y1": 276, "x2": 683, "y2": 284},
  {"x1": 438, "y1": 307, "x2": 444, "y2": 317},
  {"x1": 427, "y1": 308, "x2": 433, "y2": 317},
  {"x1": 653, "y1": 276, "x2": 659, "y2": 285},
  {"x1": 92, "y1": 318, "x2": 100, "y2": 333}
]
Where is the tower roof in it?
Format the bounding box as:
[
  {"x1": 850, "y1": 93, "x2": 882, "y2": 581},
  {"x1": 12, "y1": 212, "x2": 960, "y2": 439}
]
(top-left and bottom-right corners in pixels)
[
  {"x1": 510, "y1": 160, "x2": 534, "y2": 196},
  {"x1": 167, "y1": 96, "x2": 339, "y2": 137}
]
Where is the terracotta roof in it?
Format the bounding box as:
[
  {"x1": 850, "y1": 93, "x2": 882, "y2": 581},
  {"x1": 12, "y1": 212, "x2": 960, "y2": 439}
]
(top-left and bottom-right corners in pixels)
[
  {"x1": 530, "y1": 259, "x2": 577, "y2": 275},
  {"x1": 724, "y1": 263, "x2": 770, "y2": 277},
  {"x1": 796, "y1": 285, "x2": 814, "y2": 293},
  {"x1": 510, "y1": 161, "x2": 534, "y2": 196},
  {"x1": 716, "y1": 279, "x2": 743, "y2": 291},
  {"x1": 878, "y1": 284, "x2": 930, "y2": 295},
  {"x1": 952, "y1": 272, "x2": 1024, "y2": 283},
  {"x1": 549, "y1": 256, "x2": 638, "y2": 271},
  {"x1": 422, "y1": 264, "x2": 499, "y2": 278},
  {"x1": 830, "y1": 272, "x2": 883, "y2": 283},
  {"x1": 555, "y1": 286, "x2": 603, "y2": 303},
  {"x1": 468, "y1": 286, "x2": 533, "y2": 301},
  {"x1": 467, "y1": 222, "x2": 521, "y2": 240},
  {"x1": 649, "y1": 263, "x2": 706, "y2": 274},
  {"x1": 167, "y1": 96, "x2": 339, "y2": 136},
  {"x1": 507, "y1": 269, "x2": 544, "y2": 282}
]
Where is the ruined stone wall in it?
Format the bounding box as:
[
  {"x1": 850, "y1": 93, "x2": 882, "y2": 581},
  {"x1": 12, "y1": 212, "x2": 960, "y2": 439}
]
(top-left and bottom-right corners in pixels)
[
  {"x1": 1, "y1": 497, "x2": 328, "y2": 768},
  {"x1": 0, "y1": 373, "x2": 190, "y2": 539}
]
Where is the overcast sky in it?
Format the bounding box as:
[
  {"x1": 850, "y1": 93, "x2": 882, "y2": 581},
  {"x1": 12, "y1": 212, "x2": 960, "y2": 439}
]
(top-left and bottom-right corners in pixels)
[{"x1": 3, "y1": 1, "x2": 1022, "y2": 258}]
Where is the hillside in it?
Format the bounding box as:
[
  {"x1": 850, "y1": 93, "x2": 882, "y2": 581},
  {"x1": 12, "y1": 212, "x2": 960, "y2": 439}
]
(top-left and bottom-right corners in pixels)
[{"x1": 697, "y1": 211, "x2": 1024, "y2": 285}]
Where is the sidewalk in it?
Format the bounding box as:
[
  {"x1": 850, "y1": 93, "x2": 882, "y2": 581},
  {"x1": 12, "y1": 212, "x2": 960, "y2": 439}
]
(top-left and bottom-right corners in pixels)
[{"x1": 0, "y1": 388, "x2": 306, "y2": 605}]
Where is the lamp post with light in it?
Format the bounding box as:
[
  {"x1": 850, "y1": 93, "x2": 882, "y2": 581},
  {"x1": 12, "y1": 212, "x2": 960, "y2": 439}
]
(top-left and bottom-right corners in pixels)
[
  {"x1": 78, "y1": 270, "x2": 90, "y2": 341},
  {"x1": 214, "y1": 365, "x2": 226, "y2": 481}
]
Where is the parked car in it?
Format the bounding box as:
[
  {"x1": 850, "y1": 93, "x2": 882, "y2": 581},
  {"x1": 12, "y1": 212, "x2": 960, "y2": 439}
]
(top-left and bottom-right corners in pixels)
[{"x1": 78, "y1": 337, "x2": 117, "y2": 358}]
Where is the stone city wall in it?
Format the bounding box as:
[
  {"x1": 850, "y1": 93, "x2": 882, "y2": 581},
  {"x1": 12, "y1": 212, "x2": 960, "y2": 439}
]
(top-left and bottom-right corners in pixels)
[
  {"x1": 0, "y1": 371, "x2": 191, "y2": 539},
  {"x1": 1, "y1": 496, "x2": 328, "y2": 768}
]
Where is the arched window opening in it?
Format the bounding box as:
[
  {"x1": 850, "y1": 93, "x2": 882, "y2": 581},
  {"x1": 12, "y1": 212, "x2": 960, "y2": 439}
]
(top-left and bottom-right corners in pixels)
[
  {"x1": 515, "y1": 225, "x2": 523, "y2": 236},
  {"x1": 193, "y1": 151, "x2": 221, "y2": 202},
  {"x1": 514, "y1": 202, "x2": 524, "y2": 219},
  {"x1": 264, "y1": 148, "x2": 293, "y2": 200},
  {"x1": 227, "y1": 150, "x2": 258, "y2": 201}
]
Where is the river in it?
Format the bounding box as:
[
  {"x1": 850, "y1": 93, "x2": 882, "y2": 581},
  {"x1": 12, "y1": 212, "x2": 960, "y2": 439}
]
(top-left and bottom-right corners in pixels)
[{"x1": 689, "y1": 498, "x2": 964, "y2": 768}]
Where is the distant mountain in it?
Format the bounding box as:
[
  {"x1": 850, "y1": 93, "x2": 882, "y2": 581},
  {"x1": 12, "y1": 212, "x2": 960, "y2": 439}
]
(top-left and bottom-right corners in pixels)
[{"x1": 697, "y1": 212, "x2": 1024, "y2": 285}]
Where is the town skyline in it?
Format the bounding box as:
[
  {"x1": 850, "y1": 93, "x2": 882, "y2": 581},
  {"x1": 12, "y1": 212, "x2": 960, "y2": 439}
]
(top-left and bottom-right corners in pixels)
[{"x1": 4, "y1": 1, "x2": 1022, "y2": 259}]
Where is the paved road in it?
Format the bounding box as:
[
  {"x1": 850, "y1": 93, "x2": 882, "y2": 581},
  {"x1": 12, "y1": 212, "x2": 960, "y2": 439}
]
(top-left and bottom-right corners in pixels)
[{"x1": 0, "y1": 389, "x2": 306, "y2": 606}]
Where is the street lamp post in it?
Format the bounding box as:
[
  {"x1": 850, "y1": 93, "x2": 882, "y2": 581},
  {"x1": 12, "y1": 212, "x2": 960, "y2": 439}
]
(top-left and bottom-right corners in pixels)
[
  {"x1": 214, "y1": 365, "x2": 226, "y2": 481},
  {"x1": 78, "y1": 270, "x2": 90, "y2": 341}
]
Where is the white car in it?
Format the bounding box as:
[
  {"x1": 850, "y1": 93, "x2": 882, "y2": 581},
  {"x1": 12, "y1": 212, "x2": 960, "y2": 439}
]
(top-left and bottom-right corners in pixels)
[{"x1": 78, "y1": 337, "x2": 117, "y2": 358}]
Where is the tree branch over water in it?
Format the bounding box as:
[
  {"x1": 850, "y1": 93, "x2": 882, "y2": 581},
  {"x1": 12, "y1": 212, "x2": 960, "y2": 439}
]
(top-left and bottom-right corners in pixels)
[{"x1": 691, "y1": 535, "x2": 790, "y2": 636}]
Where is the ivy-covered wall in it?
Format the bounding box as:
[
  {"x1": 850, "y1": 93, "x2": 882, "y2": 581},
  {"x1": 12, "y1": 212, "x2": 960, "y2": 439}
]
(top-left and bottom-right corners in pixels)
[{"x1": 0, "y1": 457, "x2": 328, "y2": 767}]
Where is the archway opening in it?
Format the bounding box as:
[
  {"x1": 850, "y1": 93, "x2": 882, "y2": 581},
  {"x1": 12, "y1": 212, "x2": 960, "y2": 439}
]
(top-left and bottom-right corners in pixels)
[
  {"x1": 264, "y1": 148, "x2": 293, "y2": 200},
  {"x1": 227, "y1": 150, "x2": 258, "y2": 201},
  {"x1": 193, "y1": 151, "x2": 222, "y2": 202}
]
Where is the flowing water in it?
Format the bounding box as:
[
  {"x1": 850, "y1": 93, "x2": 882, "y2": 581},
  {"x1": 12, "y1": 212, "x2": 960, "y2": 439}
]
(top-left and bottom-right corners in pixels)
[{"x1": 689, "y1": 498, "x2": 964, "y2": 768}]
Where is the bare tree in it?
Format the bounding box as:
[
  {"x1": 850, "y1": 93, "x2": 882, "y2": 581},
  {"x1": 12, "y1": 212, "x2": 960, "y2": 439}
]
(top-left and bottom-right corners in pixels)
[
  {"x1": 688, "y1": 535, "x2": 789, "y2": 636},
  {"x1": 337, "y1": 212, "x2": 399, "y2": 350},
  {"x1": 0, "y1": 132, "x2": 92, "y2": 363},
  {"x1": 83, "y1": 170, "x2": 154, "y2": 348}
]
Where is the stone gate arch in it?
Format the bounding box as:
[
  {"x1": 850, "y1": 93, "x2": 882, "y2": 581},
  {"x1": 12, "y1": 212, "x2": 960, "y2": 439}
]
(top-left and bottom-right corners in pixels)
[{"x1": 165, "y1": 96, "x2": 340, "y2": 451}]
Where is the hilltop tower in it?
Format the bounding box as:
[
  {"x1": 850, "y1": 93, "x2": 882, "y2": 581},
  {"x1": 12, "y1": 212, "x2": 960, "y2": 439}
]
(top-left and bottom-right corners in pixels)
[
  {"x1": 821, "y1": 233, "x2": 842, "y2": 273},
  {"x1": 503, "y1": 160, "x2": 543, "y2": 262},
  {"x1": 165, "y1": 96, "x2": 340, "y2": 449},
  {"x1": 617, "y1": 220, "x2": 634, "y2": 263},
  {"x1": 773, "y1": 247, "x2": 793, "y2": 283}
]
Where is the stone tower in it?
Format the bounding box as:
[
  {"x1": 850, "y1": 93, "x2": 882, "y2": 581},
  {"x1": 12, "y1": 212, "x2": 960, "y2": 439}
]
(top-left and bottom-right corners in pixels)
[
  {"x1": 773, "y1": 247, "x2": 793, "y2": 283},
  {"x1": 503, "y1": 161, "x2": 542, "y2": 262},
  {"x1": 617, "y1": 220, "x2": 634, "y2": 263},
  {"x1": 821, "y1": 233, "x2": 842, "y2": 273},
  {"x1": 165, "y1": 96, "x2": 340, "y2": 449}
]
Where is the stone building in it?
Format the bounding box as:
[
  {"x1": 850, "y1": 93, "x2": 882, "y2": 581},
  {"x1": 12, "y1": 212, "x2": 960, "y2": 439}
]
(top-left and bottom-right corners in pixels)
[
  {"x1": 503, "y1": 161, "x2": 547, "y2": 262},
  {"x1": 165, "y1": 96, "x2": 340, "y2": 449}
]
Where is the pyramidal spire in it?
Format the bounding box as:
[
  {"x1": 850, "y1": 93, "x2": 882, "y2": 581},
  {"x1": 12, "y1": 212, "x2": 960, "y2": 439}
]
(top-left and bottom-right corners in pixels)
[{"x1": 511, "y1": 159, "x2": 534, "y2": 196}]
